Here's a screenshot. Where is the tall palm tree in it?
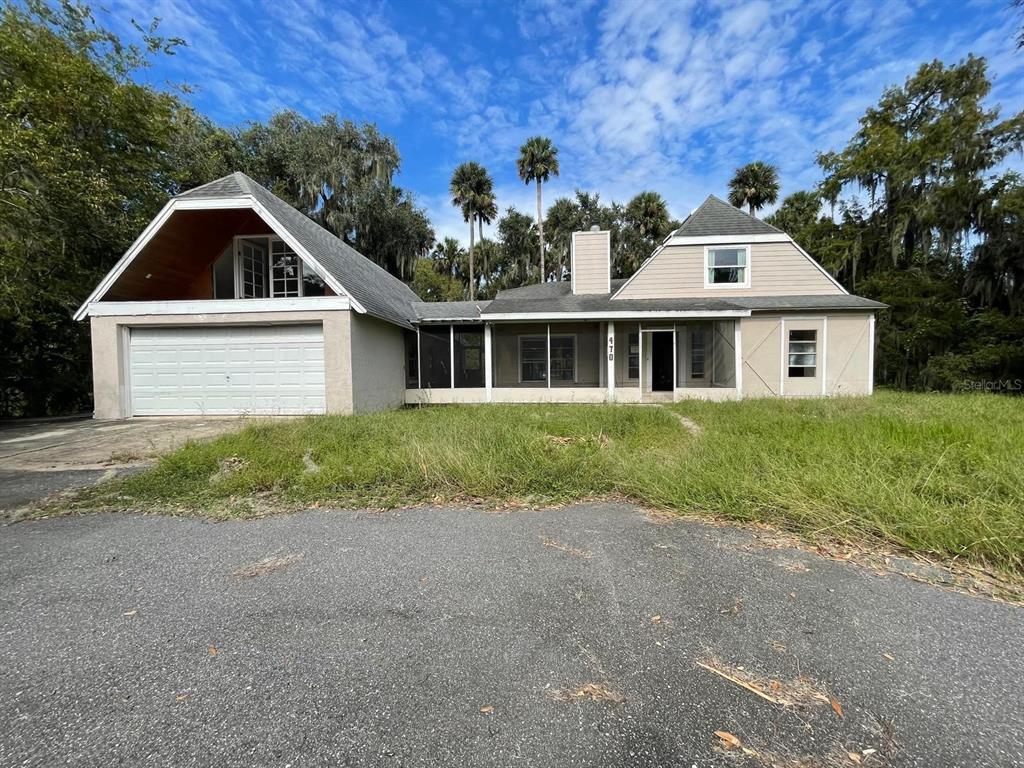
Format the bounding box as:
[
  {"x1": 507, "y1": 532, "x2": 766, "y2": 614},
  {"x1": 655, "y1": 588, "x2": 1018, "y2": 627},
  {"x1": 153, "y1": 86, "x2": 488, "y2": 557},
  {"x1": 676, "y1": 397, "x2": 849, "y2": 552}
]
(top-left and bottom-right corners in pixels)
[
  {"x1": 516, "y1": 136, "x2": 560, "y2": 281},
  {"x1": 476, "y1": 180, "x2": 497, "y2": 280},
  {"x1": 727, "y1": 161, "x2": 780, "y2": 215},
  {"x1": 450, "y1": 161, "x2": 491, "y2": 300}
]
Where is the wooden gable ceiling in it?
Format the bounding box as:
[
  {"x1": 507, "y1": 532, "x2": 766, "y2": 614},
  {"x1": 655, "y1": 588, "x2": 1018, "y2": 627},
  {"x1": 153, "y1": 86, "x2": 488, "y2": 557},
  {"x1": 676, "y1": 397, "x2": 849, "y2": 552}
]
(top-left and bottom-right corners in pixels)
[{"x1": 104, "y1": 208, "x2": 274, "y2": 301}]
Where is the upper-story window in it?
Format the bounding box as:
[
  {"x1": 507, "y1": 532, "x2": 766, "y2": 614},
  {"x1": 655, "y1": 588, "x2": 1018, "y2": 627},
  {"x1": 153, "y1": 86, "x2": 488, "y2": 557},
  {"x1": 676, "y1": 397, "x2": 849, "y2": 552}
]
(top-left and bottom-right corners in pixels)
[
  {"x1": 705, "y1": 246, "x2": 750, "y2": 288},
  {"x1": 223, "y1": 235, "x2": 326, "y2": 299}
]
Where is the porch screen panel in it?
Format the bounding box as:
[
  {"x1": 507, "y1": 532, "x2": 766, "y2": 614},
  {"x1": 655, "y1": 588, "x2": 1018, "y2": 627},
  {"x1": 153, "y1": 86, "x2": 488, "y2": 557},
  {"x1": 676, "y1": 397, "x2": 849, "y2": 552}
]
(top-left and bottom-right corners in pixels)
[
  {"x1": 551, "y1": 323, "x2": 601, "y2": 387},
  {"x1": 711, "y1": 320, "x2": 736, "y2": 387},
  {"x1": 419, "y1": 326, "x2": 451, "y2": 388},
  {"x1": 453, "y1": 325, "x2": 484, "y2": 388}
]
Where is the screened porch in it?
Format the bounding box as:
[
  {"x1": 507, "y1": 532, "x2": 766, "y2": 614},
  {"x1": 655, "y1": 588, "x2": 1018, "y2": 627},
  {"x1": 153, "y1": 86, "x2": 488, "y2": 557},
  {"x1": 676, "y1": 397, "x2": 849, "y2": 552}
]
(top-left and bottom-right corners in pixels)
[{"x1": 403, "y1": 319, "x2": 741, "y2": 404}]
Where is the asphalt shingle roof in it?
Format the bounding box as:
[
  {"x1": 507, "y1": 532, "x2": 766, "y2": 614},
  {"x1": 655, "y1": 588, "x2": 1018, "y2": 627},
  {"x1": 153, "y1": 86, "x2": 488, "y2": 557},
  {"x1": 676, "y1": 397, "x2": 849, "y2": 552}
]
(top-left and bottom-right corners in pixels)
[
  {"x1": 672, "y1": 195, "x2": 783, "y2": 238},
  {"x1": 177, "y1": 172, "x2": 420, "y2": 329},
  {"x1": 412, "y1": 301, "x2": 491, "y2": 321},
  {"x1": 481, "y1": 289, "x2": 883, "y2": 317}
]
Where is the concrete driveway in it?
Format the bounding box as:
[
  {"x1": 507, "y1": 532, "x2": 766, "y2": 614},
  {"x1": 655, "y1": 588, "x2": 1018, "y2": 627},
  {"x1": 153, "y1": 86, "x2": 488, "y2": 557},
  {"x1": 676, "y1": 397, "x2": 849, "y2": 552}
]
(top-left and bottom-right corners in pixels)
[
  {"x1": 0, "y1": 417, "x2": 248, "y2": 511},
  {"x1": 0, "y1": 503, "x2": 1020, "y2": 767}
]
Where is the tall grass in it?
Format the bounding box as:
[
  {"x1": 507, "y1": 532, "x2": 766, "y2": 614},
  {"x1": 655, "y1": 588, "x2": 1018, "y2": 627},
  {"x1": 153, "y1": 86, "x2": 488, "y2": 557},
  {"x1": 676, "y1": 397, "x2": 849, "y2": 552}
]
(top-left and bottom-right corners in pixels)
[{"x1": 81, "y1": 392, "x2": 1024, "y2": 574}]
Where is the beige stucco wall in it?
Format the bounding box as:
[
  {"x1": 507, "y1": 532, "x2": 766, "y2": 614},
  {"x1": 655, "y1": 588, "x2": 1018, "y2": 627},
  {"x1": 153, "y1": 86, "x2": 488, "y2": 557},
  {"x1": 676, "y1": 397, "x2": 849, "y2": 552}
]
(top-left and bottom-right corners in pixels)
[
  {"x1": 616, "y1": 241, "x2": 843, "y2": 299},
  {"x1": 572, "y1": 230, "x2": 611, "y2": 294},
  {"x1": 349, "y1": 313, "x2": 407, "y2": 413},
  {"x1": 739, "y1": 312, "x2": 874, "y2": 399},
  {"x1": 89, "y1": 310, "x2": 354, "y2": 419}
]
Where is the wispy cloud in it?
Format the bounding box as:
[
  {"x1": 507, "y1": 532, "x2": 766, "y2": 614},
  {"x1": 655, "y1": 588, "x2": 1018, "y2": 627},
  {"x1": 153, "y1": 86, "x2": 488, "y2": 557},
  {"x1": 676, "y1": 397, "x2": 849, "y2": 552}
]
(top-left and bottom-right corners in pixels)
[{"x1": 99, "y1": 0, "x2": 1024, "y2": 246}]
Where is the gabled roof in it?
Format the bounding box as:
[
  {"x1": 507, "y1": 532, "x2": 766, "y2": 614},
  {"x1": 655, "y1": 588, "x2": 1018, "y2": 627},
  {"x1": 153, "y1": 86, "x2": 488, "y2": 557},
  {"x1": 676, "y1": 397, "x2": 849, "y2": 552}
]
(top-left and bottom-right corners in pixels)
[
  {"x1": 671, "y1": 195, "x2": 782, "y2": 238},
  {"x1": 177, "y1": 173, "x2": 420, "y2": 328}
]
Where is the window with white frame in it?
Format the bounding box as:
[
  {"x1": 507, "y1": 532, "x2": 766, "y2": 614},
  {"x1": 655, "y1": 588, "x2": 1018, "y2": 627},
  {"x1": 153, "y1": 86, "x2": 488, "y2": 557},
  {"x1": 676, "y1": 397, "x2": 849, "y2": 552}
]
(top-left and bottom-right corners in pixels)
[
  {"x1": 706, "y1": 246, "x2": 749, "y2": 287},
  {"x1": 520, "y1": 336, "x2": 547, "y2": 382},
  {"x1": 271, "y1": 240, "x2": 302, "y2": 297},
  {"x1": 788, "y1": 329, "x2": 817, "y2": 377},
  {"x1": 627, "y1": 332, "x2": 639, "y2": 379}
]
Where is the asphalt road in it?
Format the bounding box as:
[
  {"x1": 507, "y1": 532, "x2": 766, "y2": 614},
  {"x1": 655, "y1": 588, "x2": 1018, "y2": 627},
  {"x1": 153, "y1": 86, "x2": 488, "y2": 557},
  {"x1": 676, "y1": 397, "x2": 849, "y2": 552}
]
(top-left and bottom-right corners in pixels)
[{"x1": 1, "y1": 503, "x2": 1021, "y2": 768}]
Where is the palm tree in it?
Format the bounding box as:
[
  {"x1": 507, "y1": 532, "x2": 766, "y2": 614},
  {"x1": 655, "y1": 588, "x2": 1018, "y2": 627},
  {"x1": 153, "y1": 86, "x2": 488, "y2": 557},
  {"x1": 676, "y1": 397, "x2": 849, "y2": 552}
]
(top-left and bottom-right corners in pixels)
[
  {"x1": 476, "y1": 181, "x2": 497, "y2": 281},
  {"x1": 727, "y1": 161, "x2": 780, "y2": 215},
  {"x1": 516, "y1": 136, "x2": 560, "y2": 281},
  {"x1": 450, "y1": 161, "x2": 491, "y2": 300}
]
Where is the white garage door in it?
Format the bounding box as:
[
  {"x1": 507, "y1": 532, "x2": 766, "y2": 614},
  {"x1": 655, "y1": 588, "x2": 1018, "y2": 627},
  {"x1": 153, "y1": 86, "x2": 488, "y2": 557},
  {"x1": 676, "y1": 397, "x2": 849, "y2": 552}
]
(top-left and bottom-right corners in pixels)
[{"x1": 129, "y1": 325, "x2": 326, "y2": 416}]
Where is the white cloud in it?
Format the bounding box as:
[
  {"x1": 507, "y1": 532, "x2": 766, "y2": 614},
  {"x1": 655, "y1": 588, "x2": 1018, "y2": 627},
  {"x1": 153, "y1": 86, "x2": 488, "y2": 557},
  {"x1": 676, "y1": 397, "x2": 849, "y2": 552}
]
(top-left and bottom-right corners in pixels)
[{"x1": 99, "y1": 0, "x2": 1024, "y2": 248}]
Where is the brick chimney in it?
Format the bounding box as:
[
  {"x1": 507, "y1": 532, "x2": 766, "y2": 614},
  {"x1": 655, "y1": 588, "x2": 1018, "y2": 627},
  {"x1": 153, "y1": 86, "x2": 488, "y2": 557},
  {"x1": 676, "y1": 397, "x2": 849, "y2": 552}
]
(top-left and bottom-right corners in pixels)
[{"x1": 571, "y1": 226, "x2": 611, "y2": 294}]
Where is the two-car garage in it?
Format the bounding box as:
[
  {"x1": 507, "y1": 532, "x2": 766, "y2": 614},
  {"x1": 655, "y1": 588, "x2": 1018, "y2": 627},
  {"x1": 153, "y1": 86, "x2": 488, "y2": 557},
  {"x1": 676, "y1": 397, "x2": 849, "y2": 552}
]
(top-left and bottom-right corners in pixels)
[{"x1": 128, "y1": 324, "x2": 326, "y2": 416}]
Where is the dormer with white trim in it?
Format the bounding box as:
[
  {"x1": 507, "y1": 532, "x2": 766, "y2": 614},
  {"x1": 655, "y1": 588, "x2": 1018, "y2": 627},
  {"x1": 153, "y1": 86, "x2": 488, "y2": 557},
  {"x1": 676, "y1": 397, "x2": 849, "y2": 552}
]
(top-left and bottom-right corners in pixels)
[{"x1": 612, "y1": 196, "x2": 846, "y2": 300}]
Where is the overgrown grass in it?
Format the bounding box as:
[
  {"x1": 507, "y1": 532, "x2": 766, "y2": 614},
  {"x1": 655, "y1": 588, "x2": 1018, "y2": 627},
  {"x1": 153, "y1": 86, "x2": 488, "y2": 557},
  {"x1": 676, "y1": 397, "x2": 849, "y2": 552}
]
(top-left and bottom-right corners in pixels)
[{"x1": 70, "y1": 392, "x2": 1024, "y2": 575}]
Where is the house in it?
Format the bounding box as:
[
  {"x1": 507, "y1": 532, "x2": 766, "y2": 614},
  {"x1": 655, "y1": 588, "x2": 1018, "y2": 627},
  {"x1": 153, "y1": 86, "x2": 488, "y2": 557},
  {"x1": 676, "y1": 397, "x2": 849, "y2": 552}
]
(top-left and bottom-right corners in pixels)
[{"x1": 75, "y1": 172, "x2": 883, "y2": 418}]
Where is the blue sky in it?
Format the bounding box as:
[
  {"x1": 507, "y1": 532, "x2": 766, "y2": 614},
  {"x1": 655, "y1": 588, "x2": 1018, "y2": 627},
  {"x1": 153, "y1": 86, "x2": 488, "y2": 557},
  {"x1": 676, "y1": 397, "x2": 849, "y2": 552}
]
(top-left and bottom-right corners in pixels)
[{"x1": 99, "y1": 0, "x2": 1023, "y2": 245}]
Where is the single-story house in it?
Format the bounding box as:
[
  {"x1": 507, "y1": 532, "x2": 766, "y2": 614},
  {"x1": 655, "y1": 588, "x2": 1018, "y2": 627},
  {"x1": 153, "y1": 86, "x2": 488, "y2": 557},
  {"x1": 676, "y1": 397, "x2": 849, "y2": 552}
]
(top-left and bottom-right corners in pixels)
[{"x1": 75, "y1": 172, "x2": 883, "y2": 418}]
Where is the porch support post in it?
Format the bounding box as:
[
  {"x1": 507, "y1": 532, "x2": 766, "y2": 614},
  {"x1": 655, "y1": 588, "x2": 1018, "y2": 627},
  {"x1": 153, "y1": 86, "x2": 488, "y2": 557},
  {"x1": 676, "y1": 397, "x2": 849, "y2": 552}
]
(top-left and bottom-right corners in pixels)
[
  {"x1": 484, "y1": 323, "x2": 493, "y2": 402},
  {"x1": 607, "y1": 321, "x2": 615, "y2": 401},
  {"x1": 638, "y1": 325, "x2": 643, "y2": 395},
  {"x1": 672, "y1": 323, "x2": 678, "y2": 399},
  {"x1": 416, "y1": 327, "x2": 422, "y2": 389},
  {"x1": 868, "y1": 314, "x2": 875, "y2": 395},
  {"x1": 546, "y1": 323, "x2": 551, "y2": 389},
  {"x1": 734, "y1": 319, "x2": 743, "y2": 398},
  {"x1": 449, "y1": 324, "x2": 455, "y2": 389}
]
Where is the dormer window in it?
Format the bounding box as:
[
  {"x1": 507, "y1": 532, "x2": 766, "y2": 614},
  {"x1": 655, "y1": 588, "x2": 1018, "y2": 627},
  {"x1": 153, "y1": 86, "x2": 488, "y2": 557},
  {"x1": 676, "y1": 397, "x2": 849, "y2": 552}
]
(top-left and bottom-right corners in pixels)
[{"x1": 705, "y1": 246, "x2": 750, "y2": 288}]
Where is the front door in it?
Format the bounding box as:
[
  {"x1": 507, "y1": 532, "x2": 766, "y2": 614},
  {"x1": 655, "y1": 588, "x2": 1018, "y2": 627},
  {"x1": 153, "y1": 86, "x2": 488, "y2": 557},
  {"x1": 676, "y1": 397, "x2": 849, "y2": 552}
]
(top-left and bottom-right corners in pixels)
[{"x1": 651, "y1": 331, "x2": 674, "y2": 391}]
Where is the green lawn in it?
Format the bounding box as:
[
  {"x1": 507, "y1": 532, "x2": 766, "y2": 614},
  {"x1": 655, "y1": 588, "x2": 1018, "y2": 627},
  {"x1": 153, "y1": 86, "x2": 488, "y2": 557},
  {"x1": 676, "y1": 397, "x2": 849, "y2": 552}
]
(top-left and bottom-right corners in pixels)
[{"x1": 70, "y1": 392, "x2": 1024, "y2": 575}]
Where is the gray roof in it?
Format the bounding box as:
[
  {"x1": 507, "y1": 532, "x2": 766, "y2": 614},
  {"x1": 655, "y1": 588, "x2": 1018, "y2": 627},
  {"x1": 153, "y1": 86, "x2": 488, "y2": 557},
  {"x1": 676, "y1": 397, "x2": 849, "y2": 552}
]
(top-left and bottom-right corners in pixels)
[
  {"x1": 478, "y1": 281, "x2": 884, "y2": 317},
  {"x1": 412, "y1": 300, "x2": 491, "y2": 322},
  {"x1": 672, "y1": 195, "x2": 782, "y2": 238},
  {"x1": 177, "y1": 172, "x2": 419, "y2": 329}
]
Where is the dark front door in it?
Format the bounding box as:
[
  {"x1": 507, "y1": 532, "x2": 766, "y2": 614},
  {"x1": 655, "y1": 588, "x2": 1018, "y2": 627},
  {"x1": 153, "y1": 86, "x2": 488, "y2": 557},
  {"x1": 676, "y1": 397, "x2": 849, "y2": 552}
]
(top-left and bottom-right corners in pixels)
[{"x1": 651, "y1": 332, "x2": 674, "y2": 391}]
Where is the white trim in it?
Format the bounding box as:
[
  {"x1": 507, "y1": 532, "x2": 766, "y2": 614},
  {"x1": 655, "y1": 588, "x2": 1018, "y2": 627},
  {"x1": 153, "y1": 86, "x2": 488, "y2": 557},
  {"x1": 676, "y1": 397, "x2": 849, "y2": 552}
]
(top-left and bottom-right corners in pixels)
[
  {"x1": 450, "y1": 325, "x2": 456, "y2": 390},
  {"x1": 703, "y1": 245, "x2": 752, "y2": 290},
  {"x1": 483, "y1": 309, "x2": 751, "y2": 321},
  {"x1": 74, "y1": 195, "x2": 365, "y2": 321},
  {"x1": 571, "y1": 230, "x2": 612, "y2": 295},
  {"x1": 868, "y1": 314, "x2": 875, "y2": 395},
  {"x1": 779, "y1": 318, "x2": 786, "y2": 396},
  {"x1": 416, "y1": 327, "x2": 422, "y2": 390},
  {"x1": 821, "y1": 316, "x2": 829, "y2": 396},
  {"x1": 607, "y1": 321, "x2": 615, "y2": 400},
  {"x1": 640, "y1": 327, "x2": 674, "y2": 396},
  {"x1": 173, "y1": 197, "x2": 253, "y2": 210},
  {"x1": 780, "y1": 315, "x2": 826, "y2": 392},
  {"x1": 637, "y1": 328, "x2": 643, "y2": 392},
  {"x1": 546, "y1": 325, "x2": 551, "y2": 389},
  {"x1": 82, "y1": 297, "x2": 351, "y2": 317},
  {"x1": 734, "y1": 320, "x2": 743, "y2": 396},
  {"x1": 484, "y1": 324, "x2": 493, "y2": 402},
  {"x1": 667, "y1": 233, "x2": 790, "y2": 246}
]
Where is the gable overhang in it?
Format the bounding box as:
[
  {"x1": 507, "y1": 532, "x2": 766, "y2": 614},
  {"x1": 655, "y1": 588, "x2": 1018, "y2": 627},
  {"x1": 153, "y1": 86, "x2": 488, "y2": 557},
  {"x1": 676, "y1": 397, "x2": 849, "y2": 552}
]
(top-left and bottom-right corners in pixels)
[{"x1": 73, "y1": 195, "x2": 366, "y2": 320}]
